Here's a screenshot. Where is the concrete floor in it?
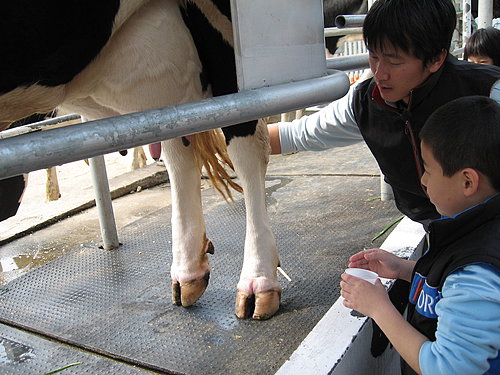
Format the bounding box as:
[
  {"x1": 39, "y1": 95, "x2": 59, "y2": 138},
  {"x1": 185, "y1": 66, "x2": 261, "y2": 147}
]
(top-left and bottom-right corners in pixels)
[
  {"x1": 0, "y1": 142, "x2": 404, "y2": 375},
  {"x1": 0, "y1": 142, "x2": 385, "y2": 286}
]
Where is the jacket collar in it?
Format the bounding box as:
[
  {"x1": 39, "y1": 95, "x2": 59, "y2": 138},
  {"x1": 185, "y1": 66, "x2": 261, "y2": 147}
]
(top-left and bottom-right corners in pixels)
[{"x1": 428, "y1": 193, "x2": 500, "y2": 249}]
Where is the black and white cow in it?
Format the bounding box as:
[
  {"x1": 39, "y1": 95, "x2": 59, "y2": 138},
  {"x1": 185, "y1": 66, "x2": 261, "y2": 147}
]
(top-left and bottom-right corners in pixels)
[{"x1": 0, "y1": 0, "x2": 279, "y2": 320}]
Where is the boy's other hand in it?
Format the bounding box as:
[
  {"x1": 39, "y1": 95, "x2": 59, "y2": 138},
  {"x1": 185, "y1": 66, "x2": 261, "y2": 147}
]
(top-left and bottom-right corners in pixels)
[{"x1": 348, "y1": 248, "x2": 406, "y2": 280}]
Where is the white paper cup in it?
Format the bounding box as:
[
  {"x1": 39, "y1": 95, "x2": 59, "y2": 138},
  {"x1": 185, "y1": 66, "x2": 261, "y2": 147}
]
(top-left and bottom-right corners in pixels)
[{"x1": 345, "y1": 268, "x2": 379, "y2": 284}]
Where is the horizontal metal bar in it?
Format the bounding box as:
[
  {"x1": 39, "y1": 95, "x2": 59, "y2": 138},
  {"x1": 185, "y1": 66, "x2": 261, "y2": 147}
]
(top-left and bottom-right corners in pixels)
[
  {"x1": 0, "y1": 114, "x2": 81, "y2": 139},
  {"x1": 327, "y1": 49, "x2": 466, "y2": 72},
  {"x1": 0, "y1": 71, "x2": 350, "y2": 180},
  {"x1": 335, "y1": 15, "x2": 366, "y2": 28},
  {"x1": 324, "y1": 27, "x2": 363, "y2": 37},
  {"x1": 326, "y1": 54, "x2": 369, "y2": 71}
]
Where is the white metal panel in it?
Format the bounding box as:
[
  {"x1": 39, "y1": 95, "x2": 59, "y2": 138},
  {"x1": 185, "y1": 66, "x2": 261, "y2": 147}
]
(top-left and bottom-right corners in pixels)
[{"x1": 230, "y1": 0, "x2": 327, "y2": 90}]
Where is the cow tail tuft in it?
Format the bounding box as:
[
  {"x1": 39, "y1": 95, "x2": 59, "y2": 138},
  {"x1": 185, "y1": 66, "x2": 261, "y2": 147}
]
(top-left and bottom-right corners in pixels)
[{"x1": 191, "y1": 129, "x2": 242, "y2": 201}]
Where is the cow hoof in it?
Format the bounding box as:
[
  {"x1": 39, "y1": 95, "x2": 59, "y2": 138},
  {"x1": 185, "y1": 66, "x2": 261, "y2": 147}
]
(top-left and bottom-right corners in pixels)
[
  {"x1": 171, "y1": 272, "x2": 210, "y2": 307},
  {"x1": 235, "y1": 289, "x2": 281, "y2": 320}
]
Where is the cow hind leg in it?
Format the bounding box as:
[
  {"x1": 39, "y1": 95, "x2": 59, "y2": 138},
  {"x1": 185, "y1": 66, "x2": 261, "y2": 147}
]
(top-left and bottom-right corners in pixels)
[
  {"x1": 162, "y1": 137, "x2": 212, "y2": 307},
  {"x1": 45, "y1": 167, "x2": 61, "y2": 201},
  {"x1": 131, "y1": 146, "x2": 148, "y2": 170},
  {"x1": 224, "y1": 120, "x2": 281, "y2": 320}
]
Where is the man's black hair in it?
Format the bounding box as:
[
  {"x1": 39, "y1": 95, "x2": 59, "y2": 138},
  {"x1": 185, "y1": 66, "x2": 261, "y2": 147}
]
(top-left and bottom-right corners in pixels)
[
  {"x1": 419, "y1": 96, "x2": 500, "y2": 191},
  {"x1": 463, "y1": 27, "x2": 500, "y2": 67},
  {"x1": 363, "y1": 0, "x2": 456, "y2": 67}
]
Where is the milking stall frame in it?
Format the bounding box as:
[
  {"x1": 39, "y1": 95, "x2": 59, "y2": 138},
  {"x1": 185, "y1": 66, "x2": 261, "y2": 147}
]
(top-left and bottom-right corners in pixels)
[{"x1": 0, "y1": 0, "x2": 496, "y2": 374}]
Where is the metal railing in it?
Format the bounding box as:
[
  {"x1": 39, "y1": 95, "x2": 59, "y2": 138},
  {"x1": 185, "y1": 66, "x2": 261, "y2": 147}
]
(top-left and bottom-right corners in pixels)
[
  {"x1": 0, "y1": 72, "x2": 349, "y2": 180},
  {"x1": 0, "y1": 114, "x2": 81, "y2": 139}
]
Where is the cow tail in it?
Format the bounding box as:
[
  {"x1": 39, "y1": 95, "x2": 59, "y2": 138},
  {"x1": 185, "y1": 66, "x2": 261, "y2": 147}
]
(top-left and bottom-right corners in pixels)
[{"x1": 190, "y1": 129, "x2": 242, "y2": 201}]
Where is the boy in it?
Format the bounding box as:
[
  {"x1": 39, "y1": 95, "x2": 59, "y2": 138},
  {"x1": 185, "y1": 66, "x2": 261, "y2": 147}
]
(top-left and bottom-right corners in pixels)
[
  {"x1": 268, "y1": 0, "x2": 500, "y2": 226},
  {"x1": 464, "y1": 26, "x2": 500, "y2": 67},
  {"x1": 340, "y1": 96, "x2": 500, "y2": 375}
]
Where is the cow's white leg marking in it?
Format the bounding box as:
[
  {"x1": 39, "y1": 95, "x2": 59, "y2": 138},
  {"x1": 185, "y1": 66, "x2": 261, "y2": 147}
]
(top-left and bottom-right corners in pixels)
[
  {"x1": 227, "y1": 121, "x2": 281, "y2": 320},
  {"x1": 162, "y1": 137, "x2": 212, "y2": 306}
]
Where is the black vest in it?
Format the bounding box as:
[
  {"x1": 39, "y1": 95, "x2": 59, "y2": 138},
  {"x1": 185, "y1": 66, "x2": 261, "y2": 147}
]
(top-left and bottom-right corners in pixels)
[
  {"x1": 402, "y1": 194, "x2": 500, "y2": 374},
  {"x1": 352, "y1": 56, "x2": 500, "y2": 222}
]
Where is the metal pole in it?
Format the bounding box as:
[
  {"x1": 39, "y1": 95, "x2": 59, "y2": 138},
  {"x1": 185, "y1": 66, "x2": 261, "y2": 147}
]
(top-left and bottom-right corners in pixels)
[
  {"x1": 0, "y1": 114, "x2": 82, "y2": 139},
  {"x1": 0, "y1": 71, "x2": 350, "y2": 180},
  {"x1": 463, "y1": 0, "x2": 473, "y2": 45},
  {"x1": 477, "y1": 0, "x2": 494, "y2": 28},
  {"x1": 89, "y1": 155, "x2": 119, "y2": 250},
  {"x1": 380, "y1": 170, "x2": 394, "y2": 201},
  {"x1": 324, "y1": 27, "x2": 363, "y2": 37},
  {"x1": 327, "y1": 54, "x2": 369, "y2": 71},
  {"x1": 80, "y1": 114, "x2": 119, "y2": 251},
  {"x1": 335, "y1": 15, "x2": 365, "y2": 28}
]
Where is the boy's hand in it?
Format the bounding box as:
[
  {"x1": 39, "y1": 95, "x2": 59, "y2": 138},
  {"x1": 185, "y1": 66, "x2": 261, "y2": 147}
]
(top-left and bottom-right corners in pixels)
[
  {"x1": 340, "y1": 273, "x2": 391, "y2": 318},
  {"x1": 348, "y1": 248, "x2": 410, "y2": 280}
]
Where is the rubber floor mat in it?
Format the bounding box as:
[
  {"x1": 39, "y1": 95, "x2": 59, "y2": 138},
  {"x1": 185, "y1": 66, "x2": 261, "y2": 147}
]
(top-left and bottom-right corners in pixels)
[{"x1": 0, "y1": 175, "x2": 400, "y2": 375}]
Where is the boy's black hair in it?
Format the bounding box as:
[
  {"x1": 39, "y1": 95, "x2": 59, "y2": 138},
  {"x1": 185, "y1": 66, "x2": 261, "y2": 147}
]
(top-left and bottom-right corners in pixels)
[
  {"x1": 420, "y1": 96, "x2": 500, "y2": 191},
  {"x1": 463, "y1": 27, "x2": 500, "y2": 67},
  {"x1": 363, "y1": 0, "x2": 456, "y2": 67}
]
